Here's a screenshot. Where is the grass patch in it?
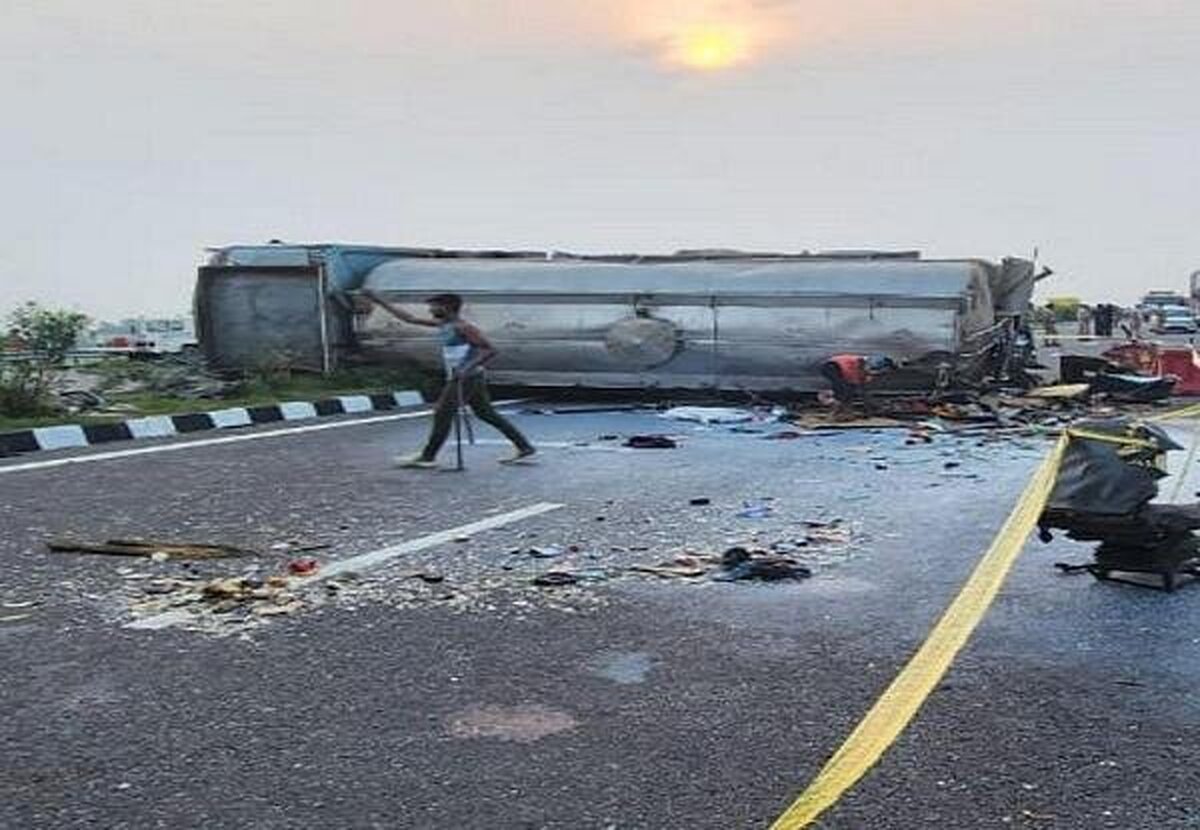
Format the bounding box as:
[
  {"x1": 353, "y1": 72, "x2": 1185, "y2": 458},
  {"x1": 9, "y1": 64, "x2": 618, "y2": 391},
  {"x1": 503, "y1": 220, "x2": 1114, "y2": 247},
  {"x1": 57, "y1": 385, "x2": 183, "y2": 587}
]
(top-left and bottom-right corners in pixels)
[
  {"x1": 0, "y1": 364, "x2": 426, "y2": 433},
  {"x1": 228, "y1": 366, "x2": 425, "y2": 402}
]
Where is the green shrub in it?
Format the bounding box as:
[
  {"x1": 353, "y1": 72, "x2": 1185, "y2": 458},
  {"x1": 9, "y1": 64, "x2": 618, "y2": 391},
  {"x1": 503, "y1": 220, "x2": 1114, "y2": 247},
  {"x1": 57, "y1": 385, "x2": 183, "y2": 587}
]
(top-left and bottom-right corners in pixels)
[{"x1": 1, "y1": 302, "x2": 89, "y2": 416}]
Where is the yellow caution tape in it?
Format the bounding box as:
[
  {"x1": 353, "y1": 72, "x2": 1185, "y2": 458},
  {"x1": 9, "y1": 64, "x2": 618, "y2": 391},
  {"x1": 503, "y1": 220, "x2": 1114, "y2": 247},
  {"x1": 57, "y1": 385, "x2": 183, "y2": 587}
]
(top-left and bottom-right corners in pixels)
[
  {"x1": 1063, "y1": 429, "x2": 1159, "y2": 451},
  {"x1": 1153, "y1": 402, "x2": 1200, "y2": 422},
  {"x1": 769, "y1": 435, "x2": 1070, "y2": 830}
]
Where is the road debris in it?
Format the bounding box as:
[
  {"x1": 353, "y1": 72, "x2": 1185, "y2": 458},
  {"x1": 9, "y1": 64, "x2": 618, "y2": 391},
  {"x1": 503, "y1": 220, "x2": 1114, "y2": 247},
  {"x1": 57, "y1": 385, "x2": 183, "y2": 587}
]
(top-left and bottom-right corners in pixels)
[
  {"x1": 713, "y1": 547, "x2": 813, "y2": 582},
  {"x1": 1017, "y1": 386, "x2": 1094, "y2": 403},
  {"x1": 738, "y1": 500, "x2": 774, "y2": 519},
  {"x1": 202, "y1": 576, "x2": 255, "y2": 598},
  {"x1": 1088, "y1": 372, "x2": 1175, "y2": 403},
  {"x1": 519, "y1": 546, "x2": 564, "y2": 559},
  {"x1": 629, "y1": 555, "x2": 714, "y2": 579},
  {"x1": 623, "y1": 435, "x2": 678, "y2": 449},
  {"x1": 252, "y1": 601, "x2": 304, "y2": 617},
  {"x1": 287, "y1": 557, "x2": 321, "y2": 576},
  {"x1": 787, "y1": 415, "x2": 912, "y2": 431},
  {"x1": 532, "y1": 572, "x2": 580, "y2": 587},
  {"x1": 126, "y1": 570, "x2": 305, "y2": 629},
  {"x1": 1104, "y1": 342, "x2": 1200, "y2": 396},
  {"x1": 48, "y1": 538, "x2": 252, "y2": 559},
  {"x1": 1041, "y1": 418, "x2": 1200, "y2": 591},
  {"x1": 625, "y1": 531, "x2": 852, "y2": 582},
  {"x1": 404, "y1": 572, "x2": 446, "y2": 584},
  {"x1": 661, "y1": 406, "x2": 758, "y2": 425},
  {"x1": 802, "y1": 520, "x2": 852, "y2": 544},
  {"x1": 270, "y1": 541, "x2": 332, "y2": 553}
]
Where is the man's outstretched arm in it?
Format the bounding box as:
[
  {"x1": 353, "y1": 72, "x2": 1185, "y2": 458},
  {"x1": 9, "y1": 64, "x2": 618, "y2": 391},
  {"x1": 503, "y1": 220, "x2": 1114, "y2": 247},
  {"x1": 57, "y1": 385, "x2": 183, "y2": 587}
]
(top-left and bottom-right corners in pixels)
[{"x1": 361, "y1": 290, "x2": 439, "y2": 327}]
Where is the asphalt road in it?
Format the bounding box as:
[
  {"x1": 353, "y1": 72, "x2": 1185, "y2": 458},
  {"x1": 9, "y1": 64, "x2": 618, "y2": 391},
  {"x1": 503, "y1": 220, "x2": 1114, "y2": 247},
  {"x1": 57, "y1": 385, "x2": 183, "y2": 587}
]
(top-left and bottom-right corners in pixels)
[{"x1": 4, "y1": 402, "x2": 1200, "y2": 829}]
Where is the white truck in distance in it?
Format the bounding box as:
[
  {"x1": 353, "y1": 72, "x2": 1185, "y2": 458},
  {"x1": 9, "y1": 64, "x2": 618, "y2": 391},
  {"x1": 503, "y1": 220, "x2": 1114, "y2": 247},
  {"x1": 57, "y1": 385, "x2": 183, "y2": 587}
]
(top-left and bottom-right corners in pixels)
[{"x1": 84, "y1": 317, "x2": 198, "y2": 356}]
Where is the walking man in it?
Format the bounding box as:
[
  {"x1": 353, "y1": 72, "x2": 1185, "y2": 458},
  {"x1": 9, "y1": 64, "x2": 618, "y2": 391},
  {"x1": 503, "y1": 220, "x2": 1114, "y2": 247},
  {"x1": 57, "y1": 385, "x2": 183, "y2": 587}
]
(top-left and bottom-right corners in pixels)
[{"x1": 362, "y1": 290, "x2": 536, "y2": 468}]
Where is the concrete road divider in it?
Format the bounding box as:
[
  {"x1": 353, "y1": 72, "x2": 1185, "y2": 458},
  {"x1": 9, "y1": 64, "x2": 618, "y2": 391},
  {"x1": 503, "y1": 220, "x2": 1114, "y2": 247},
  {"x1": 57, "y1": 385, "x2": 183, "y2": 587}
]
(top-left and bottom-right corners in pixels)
[{"x1": 0, "y1": 391, "x2": 424, "y2": 457}]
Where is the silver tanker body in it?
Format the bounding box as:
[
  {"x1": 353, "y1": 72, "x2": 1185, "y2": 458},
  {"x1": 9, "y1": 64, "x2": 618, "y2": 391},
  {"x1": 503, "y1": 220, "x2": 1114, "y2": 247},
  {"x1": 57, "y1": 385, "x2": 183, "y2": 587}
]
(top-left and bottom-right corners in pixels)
[{"x1": 355, "y1": 256, "x2": 1004, "y2": 393}]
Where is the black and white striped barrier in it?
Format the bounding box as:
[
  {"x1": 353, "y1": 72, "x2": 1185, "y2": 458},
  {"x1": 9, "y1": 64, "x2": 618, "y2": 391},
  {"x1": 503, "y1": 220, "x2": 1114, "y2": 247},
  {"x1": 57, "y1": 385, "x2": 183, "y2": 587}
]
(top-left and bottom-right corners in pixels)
[{"x1": 0, "y1": 391, "x2": 424, "y2": 457}]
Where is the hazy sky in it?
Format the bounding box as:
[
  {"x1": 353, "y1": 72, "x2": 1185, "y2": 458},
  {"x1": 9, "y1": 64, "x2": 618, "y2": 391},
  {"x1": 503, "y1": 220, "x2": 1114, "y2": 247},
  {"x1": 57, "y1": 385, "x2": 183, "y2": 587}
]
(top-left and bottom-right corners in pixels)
[{"x1": 4, "y1": 0, "x2": 1200, "y2": 318}]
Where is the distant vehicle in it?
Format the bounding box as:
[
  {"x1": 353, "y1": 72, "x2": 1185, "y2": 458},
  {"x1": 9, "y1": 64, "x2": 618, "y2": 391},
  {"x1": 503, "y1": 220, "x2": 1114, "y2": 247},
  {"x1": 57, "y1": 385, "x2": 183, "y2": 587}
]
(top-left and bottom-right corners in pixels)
[
  {"x1": 1044, "y1": 296, "x2": 1082, "y2": 321},
  {"x1": 84, "y1": 316, "x2": 198, "y2": 356},
  {"x1": 1152, "y1": 306, "x2": 1198, "y2": 335},
  {"x1": 1142, "y1": 290, "x2": 1189, "y2": 311}
]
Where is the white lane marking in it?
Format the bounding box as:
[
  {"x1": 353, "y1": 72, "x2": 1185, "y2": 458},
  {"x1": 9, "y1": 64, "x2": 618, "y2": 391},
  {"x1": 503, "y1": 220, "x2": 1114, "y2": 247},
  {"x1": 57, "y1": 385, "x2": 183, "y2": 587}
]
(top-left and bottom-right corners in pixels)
[
  {"x1": 0, "y1": 411, "x2": 430, "y2": 475},
  {"x1": 127, "y1": 502, "x2": 564, "y2": 630},
  {"x1": 0, "y1": 400, "x2": 528, "y2": 476},
  {"x1": 315, "y1": 501, "x2": 564, "y2": 582}
]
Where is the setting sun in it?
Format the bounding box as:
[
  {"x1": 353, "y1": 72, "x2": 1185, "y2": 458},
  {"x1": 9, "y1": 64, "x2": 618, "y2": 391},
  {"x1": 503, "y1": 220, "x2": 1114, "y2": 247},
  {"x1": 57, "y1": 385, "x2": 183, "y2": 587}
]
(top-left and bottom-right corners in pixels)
[
  {"x1": 670, "y1": 25, "x2": 751, "y2": 70},
  {"x1": 615, "y1": 1, "x2": 780, "y2": 72}
]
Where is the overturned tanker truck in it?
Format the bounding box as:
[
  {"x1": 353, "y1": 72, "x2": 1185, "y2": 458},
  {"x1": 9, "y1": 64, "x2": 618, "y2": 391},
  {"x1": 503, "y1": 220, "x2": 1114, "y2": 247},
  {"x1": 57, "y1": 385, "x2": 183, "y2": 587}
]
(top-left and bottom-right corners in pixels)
[{"x1": 195, "y1": 244, "x2": 1040, "y2": 394}]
